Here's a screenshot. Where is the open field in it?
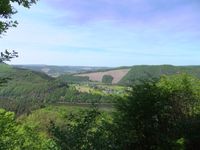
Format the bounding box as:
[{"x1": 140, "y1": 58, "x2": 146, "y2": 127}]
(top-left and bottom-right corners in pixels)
[
  {"x1": 75, "y1": 68, "x2": 131, "y2": 84},
  {"x1": 70, "y1": 83, "x2": 127, "y2": 96}
]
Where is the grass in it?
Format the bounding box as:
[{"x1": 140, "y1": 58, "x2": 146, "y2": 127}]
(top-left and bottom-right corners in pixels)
[
  {"x1": 70, "y1": 83, "x2": 127, "y2": 96},
  {"x1": 0, "y1": 63, "x2": 13, "y2": 75}
]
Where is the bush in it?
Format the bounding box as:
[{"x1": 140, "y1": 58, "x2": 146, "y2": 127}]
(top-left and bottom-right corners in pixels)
[
  {"x1": 114, "y1": 74, "x2": 200, "y2": 150},
  {"x1": 49, "y1": 107, "x2": 114, "y2": 150},
  {"x1": 0, "y1": 108, "x2": 58, "y2": 150},
  {"x1": 102, "y1": 75, "x2": 113, "y2": 84}
]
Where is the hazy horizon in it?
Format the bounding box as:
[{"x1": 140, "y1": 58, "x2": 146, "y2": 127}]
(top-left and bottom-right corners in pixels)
[
  {"x1": 1, "y1": 0, "x2": 200, "y2": 66},
  {"x1": 10, "y1": 63, "x2": 200, "y2": 68}
]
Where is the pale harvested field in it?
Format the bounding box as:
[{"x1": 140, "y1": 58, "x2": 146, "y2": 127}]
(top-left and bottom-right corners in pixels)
[{"x1": 75, "y1": 69, "x2": 130, "y2": 84}]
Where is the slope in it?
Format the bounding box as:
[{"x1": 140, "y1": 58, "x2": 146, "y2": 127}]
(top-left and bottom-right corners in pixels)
[
  {"x1": 75, "y1": 68, "x2": 131, "y2": 84},
  {"x1": 119, "y1": 65, "x2": 200, "y2": 85},
  {"x1": 14, "y1": 65, "x2": 111, "y2": 77},
  {"x1": 0, "y1": 63, "x2": 69, "y2": 115}
]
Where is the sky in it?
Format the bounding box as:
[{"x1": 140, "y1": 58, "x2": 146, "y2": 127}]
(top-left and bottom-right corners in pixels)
[{"x1": 1, "y1": 0, "x2": 200, "y2": 67}]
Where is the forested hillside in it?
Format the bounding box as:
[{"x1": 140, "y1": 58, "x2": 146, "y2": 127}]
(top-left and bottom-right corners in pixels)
[
  {"x1": 14, "y1": 64, "x2": 200, "y2": 86},
  {"x1": 57, "y1": 74, "x2": 90, "y2": 83},
  {"x1": 0, "y1": 63, "x2": 68, "y2": 115},
  {"x1": 0, "y1": 64, "x2": 116, "y2": 115},
  {"x1": 119, "y1": 65, "x2": 200, "y2": 85},
  {"x1": 73, "y1": 65, "x2": 200, "y2": 85}
]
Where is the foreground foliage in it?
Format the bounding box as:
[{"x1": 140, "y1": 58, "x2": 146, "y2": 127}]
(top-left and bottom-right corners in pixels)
[
  {"x1": 1, "y1": 73, "x2": 200, "y2": 150},
  {"x1": 49, "y1": 107, "x2": 114, "y2": 150},
  {"x1": 114, "y1": 74, "x2": 200, "y2": 150},
  {"x1": 0, "y1": 108, "x2": 58, "y2": 150},
  {"x1": 49, "y1": 74, "x2": 200, "y2": 150}
]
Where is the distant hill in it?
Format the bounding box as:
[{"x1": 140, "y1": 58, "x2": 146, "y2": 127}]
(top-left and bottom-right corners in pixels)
[
  {"x1": 119, "y1": 65, "x2": 200, "y2": 85},
  {"x1": 74, "y1": 65, "x2": 200, "y2": 85},
  {"x1": 75, "y1": 68, "x2": 131, "y2": 84},
  {"x1": 0, "y1": 63, "x2": 69, "y2": 115},
  {"x1": 2, "y1": 63, "x2": 200, "y2": 115},
  {"x1": 13, "y1": 65, "x2": 111, "y2": 77},
  {"x1": 0, "y1": 64, "x2": 116, "y2": 115}
]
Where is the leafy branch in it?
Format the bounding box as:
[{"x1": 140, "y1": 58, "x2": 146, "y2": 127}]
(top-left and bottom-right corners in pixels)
[{"x1": 0, "y1": 50, "x2": 18, "y2": 63}]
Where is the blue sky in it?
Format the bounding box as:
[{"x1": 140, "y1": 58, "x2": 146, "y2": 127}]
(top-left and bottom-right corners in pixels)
[{"x1": 1, "y1": 0, "x2": 200, "y2": 66}]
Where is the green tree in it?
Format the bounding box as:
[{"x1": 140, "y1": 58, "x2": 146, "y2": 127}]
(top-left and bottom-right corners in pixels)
[
  {"x1": 114, "y1": 74, "x2": 200, "y2": 150},
  {"x1": 49, "y1": 107, "x2": 114, "y2": 150},
  {"x1": 0, "y1": 50, "x2": 18, "y2": 63},
  {"x1": 0, "y1": 109, "x2": 18, "y2": 149},
  {"x1": 0, "y1": 108, "x2": 58, "y2": 150},
  {"x1": 102, "y1": 75, "x2": 113, "y2": 84}
]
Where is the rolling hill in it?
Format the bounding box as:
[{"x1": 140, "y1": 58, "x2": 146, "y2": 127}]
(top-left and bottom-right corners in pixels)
[
  {"x1": 0, "y1": 63, "x2": 69, "y2": 115},
  {"x1": 75, "y1": 68, "x2": 131, "y2": 84},
  {"x1": 10, "y1": 64, "x2": 200, "y2": 86},
  {"x1": 120, "y1": 65, "x2": 200, "y2": 85},
  {"x1": 74, "y1": 65, "x2": 200, "y2": 85},
  {"x1": 13, "y1": 65, "x2": 111, "y2": 77},
  {"x1": 0, "y1": 64, "x2": 117, "y2": 115}
]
